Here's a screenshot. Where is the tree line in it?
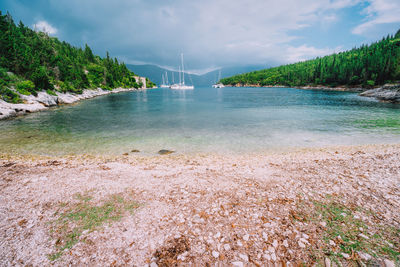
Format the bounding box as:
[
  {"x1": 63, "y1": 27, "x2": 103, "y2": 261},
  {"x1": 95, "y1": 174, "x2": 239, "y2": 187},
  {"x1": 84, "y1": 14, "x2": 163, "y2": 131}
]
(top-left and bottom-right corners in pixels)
[
  {"x1": 0, "y1": 11, "x2": 154, "y2": 103},
  {"x1": 221, "y1": 29, "x2": 400, "y2": 88}
]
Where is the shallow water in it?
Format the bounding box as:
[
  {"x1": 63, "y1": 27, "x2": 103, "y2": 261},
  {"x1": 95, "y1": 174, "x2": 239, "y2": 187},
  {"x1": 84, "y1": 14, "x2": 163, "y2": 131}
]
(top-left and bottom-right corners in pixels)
[{"x1": 0, "y1": 87, "x2": 399, "y2": 156}]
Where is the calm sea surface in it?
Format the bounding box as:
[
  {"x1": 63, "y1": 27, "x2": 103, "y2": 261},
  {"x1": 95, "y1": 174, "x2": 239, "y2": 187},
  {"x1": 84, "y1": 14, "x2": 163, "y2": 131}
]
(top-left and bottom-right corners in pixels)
[{"x1": 0, "y1": 87, "x2": 399, "y2": 156}]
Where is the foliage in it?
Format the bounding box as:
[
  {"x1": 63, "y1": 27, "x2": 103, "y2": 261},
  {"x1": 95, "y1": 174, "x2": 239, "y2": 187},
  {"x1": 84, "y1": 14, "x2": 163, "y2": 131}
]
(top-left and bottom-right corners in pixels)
[
  {"x1": 16, "y1": 80, "x2": 35, "y2": 95},
  {"x1": 0, "y1": 11, "x2": 150, "y2": 103},
  {"x1": 221, "y1": 30, "x2": 400, "y2": 88},
  {"x1": 48, "y1": 192, "x2": 140, "y2": 261},
  {"x1": 0, "y1": 85, "x2": 20, "y2": 103}
]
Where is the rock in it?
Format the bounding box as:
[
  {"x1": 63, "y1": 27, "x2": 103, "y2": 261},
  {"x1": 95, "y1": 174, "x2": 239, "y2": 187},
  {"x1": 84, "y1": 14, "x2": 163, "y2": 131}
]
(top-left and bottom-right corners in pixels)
[
  {"x1": 283, "y1": 240, "x2": 289, "y2": 248},
  {"x1": 358, "y1": 233, "x2": 369, "y2": 239},
  {"x1": 320, "y1": 221, "x2": 327, "y2": 227},
  {"x1": 262, "y1": 232, "x2": 268, "y2": 241},
  {"x1": 243, "y1": 234, "x2": 249, "y2": 241},
  {"x1": 231, "y1": 262, "x2": 244, "y2": 267},
  {"x1": 358, "y1": 252, "x2": 372, "y2": 261},
  {"x1": 341, "y1": 253, "x2": 350, "y2": 259},
  {"x1": 123, "y1": 153, "x2": 129, "y2": 156},
  {"x1": 212, "y1": 251, "x2": 219, "y2": 258},
  {"x1": 272, "y1": 239, "x2": 278, "y2": 248},
  {"x1": 158, "y1": 149, "x2": 175, "y2": 155},
  {"x1": 383, "y1": 259, "x2": 395, "y2": 267},
  {"x1": 329, "y1": 240, "x2": 335, "y2": 246},
  {"x1": 298, "y1": 241, "x2": 306, "y2": 248},
  {"x1": 150, "y1": 262, "x2": 158, "y2": 267},
  {"x1": 324, "y1": 258, "x2": 331, "y2": 267},
  {"x1": 271, "y1": 253, "x2": 277, "y2": 261},
  {"x1": 263, "y1": 253, "x2": 271, "y2": 261},
  {"x1": 224, "y1": 244, "x2": 230, "y2": 251},
  {"x1": 359, "y1": 84, "x2": 400, "y2": 103},
  {"x1": 131, "y1": 149, "x2": 140, "y2": 153},
  {"x1": 56, "y1": 92, "x2": 80, "y2": 104},
  {"x1": 36, "y1": 92, "x2": 58, "y2": 107},
  {"x1": 239, "y1": 254, "x2": 249, "y2": 262}
]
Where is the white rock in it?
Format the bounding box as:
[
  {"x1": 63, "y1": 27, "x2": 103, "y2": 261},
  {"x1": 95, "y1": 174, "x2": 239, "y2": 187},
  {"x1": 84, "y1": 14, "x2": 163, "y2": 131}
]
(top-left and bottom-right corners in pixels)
[
  {"x1": 268, "y1": 246, "x2": 275, "y2": 253},
  {"x1": 214, "y1": 232, "x2": 221, "y2": 239},
  {"x1": 320, "y1": 221, "x2": 327, "y2": 227},
  {"x1": 239, "y1": 254, "x2": 249, "y2": 262},
  {"x1": 298, "y1": 241, "x2": 306, "y2": 248},
  {"x1": 150, "y1": 263, "x2": 158, "y2": 267},
  {"x1": 302, "y1": 233, "x2": 309, "y2": 239},
  {"x1": 271, "y1": 253, "x2": 277, "y2": 261},
  {"x1": 243, "y1": 234, "x2": 249, "y2": 241},
  {"x1": 341, "y1": 253, "x2": 350, "y2": 259},
  {"x1": 263, "y1": 253, "x2": 271, "y2": 261},
  {"x1": 262, "y1": 232, "x2": 268, "y2": 241},
  {"x1": 358, "y1": 233, "x2": 369, "y2": 239},
  {"x1": 358, "y1": 252, "x2": 372, "y2": 261},
  {"x1": 324, "y1": 258, "x2": 331, "y2": 267},
  {"x1": 237, "y1": 240, "x2": 243, "y2": 247},
  {"x1": 283, "y1": 240, "x2": 289, "y2": 248},
  {"x1": 212, "y1": 251, "x2": 219, "y2": 258},
  {"x1": 384, "y1": 259, "x2": 395, "y2": 267},
  {"x1": 231, "y1": 262, "x2": 244, "y2": 267},
  {"x1": 329, "y1": 240, "x2": 335, "y2": 246},
  {"x1": 272, "y1": 239, "x2": 278, "y2": 248},
  {"x1": 224, "y1": 244, "x2": 231, "y2": 251}
]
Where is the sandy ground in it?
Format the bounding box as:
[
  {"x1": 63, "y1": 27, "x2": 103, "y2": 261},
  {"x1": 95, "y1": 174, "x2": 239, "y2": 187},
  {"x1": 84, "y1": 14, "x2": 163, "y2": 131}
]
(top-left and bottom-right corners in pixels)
[{"x1": 0, "y1": 144, "x2": 399, "y2": 266}]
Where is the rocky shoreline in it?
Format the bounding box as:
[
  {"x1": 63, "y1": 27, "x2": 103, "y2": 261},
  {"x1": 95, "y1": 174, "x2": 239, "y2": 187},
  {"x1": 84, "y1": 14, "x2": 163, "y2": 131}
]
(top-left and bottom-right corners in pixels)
[
  {"x1": 0, "y1": 87, "x2": 143, "y2": 120},
  {"x1": 359, "y1": 84, "x2": 400, "y2": 103},
  {"x1": 224, "y1": 83, "x2": 365, "y2": 92}
]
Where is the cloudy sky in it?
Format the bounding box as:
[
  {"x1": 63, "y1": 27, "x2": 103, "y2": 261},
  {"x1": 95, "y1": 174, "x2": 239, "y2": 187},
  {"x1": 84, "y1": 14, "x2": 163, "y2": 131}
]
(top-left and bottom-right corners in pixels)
[{"x1": 1, "y1": 0, "x2": 400, "y2": 73}]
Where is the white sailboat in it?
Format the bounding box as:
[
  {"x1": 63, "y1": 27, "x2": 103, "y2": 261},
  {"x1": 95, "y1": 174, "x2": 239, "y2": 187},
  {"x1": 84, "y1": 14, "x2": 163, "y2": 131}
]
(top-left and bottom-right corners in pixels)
[
  {"x1": 212, "y1": 69, "x2": 225, "y2": 88},
  {"x1": 160, "y1": 72, "x2": 169, "y2": 88},
  {"x1": 170, "y1": 53, "x2": 194, "y2": 90}
]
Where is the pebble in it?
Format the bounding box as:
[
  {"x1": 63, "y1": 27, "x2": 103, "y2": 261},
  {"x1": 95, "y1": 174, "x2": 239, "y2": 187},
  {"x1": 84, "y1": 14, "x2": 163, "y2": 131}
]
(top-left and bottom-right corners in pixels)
[
  {"x1": 324, "y1": 258, "x2": 331, "y2": 267},
  {"x1": 329, "y1": 240, "x2": 335, "y2": 246},
  {"x1": 243, "y1": 234, "x2": 249, "y2": 241},
  {"x1": 231, "y1": 262, "x2": 244, "y2": 267},
  {"x1": 271, "y1": 253, "x2": 277, "y2": 261},
  {"x1": 268, "y1": 246, "x2": 275, "y2": 253},
  {"x1": 263, "y1": 253, "x2": 271, "y2": 261},
  {"x1": 384, "y1": 259, "x2": 395, "y2": 267},
  {"x1": 283, "y1": 239, "x2": 289, "y2": 247},
  {"x1": 150, "y1": 263, "x2": 158, "y2": 267},
  {"x1": 341, "y1": 253, "x2": 350, "y2": 259},
  {"x1": 272, "y1": 239, "x2": 278, "y2": 248},
  {"x1": 358, "y1": 252, "x2": 372, "y2": 261},
  {"x1": 214, "y1": 232, "x2": 221, "y2": 239},
  {"x1": 212, "y1": 251, "x2": 219, "y2": 258},
  {"x1": 237, "y1": 240, "x2": 243, "y2": 247},
  {"x1": 262, "y1": 232, "x2": 268, "y2": 241},
  {"x1": 358, "y1": 233, "x2": 369, "y2": 239},
  {"x1": 298, "y1": 241, "x2": 306, "y2": 248},
  {"x1": 302, "y1": 233, "x2": 309, "y2": 239},
  {"x1": 239, "y1": 254, "x2": 249, "y2": 262},
  {"x1": 320, "y1": 221, "x2": 327, "y2": 227},
  {"x1": 224, "y1": 244, "x2": 231, "y2": 251}
]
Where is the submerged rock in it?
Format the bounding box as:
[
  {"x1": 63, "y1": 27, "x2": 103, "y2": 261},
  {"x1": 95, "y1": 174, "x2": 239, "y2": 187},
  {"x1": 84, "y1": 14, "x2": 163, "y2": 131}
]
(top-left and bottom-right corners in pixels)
[
  {"x1": 131, "y1": 149, "x2": 140, "y2": 153},
  {"x1": 359, "y1": 84, "x2": 400, "y2": 103},
  {"x1": 158, "y1": 149, "x2": 175, "y2": 155}
]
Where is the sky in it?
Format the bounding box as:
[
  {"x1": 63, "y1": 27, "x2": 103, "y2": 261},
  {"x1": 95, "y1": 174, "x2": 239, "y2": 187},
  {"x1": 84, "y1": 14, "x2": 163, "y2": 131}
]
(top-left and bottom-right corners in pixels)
[{"x1": 1, "y1": 0, "x2": 400, "y2": 73}]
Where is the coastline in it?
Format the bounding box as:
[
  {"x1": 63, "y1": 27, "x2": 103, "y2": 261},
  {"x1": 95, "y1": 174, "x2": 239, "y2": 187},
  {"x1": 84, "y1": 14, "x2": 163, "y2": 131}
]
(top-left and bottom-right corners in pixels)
[
  {"x1": 1, "y1": 143, "x2": 399, "y2": 266},
  {"x1": 225, "y1": 83, "x2": 365, "y2": 92},
  {"x1": 0, "y1": 87, "x2": 147, "y2": 120}
]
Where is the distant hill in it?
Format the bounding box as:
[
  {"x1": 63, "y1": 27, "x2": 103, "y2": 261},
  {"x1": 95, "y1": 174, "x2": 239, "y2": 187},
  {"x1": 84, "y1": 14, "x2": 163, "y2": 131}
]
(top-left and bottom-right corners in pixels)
[
  {"x1": 221, "y1": 29, "x2": 400, "y2": 88},
  {"x1": 127, "y1": 64, "x2": 265, "y2": 87}
]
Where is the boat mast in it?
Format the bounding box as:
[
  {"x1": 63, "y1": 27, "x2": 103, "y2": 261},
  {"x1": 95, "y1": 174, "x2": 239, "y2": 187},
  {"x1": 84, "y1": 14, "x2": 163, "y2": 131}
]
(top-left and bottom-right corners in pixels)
[
  {"x1": 162, "y1": 73, "x2": 165, "y2": 85},
  {"x1": 165, "y1": 72, "x2": 169, "y2": 85},
  {"x1": 181, "y1": 53, "x2": 185, "y2": 85},
  {"x1": 178, "y1": 66, "x2": 181, "y2": 85}
]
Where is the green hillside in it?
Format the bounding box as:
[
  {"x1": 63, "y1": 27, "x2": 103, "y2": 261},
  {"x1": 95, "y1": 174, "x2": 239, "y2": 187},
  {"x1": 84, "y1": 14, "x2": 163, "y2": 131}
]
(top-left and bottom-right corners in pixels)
[
  {"x1": 0, "y1": 11, "x2": 148, "y2": 103},
  {"x1": 221, "y1": 30, "x2": 400, "y2": 88}
]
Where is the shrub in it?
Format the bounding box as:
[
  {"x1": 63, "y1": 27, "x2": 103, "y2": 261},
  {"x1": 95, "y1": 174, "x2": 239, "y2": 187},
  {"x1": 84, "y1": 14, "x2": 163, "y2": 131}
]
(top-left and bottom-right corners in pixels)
[
  {"x1": 0, "y1": 86, "x2": 21, "y2": 103},
  {"x1": 46, "y1": 89, "x2": 57, "y2": 96},
  {"x1": 16, "y1": 80, "x2": 36, "y2": 95}
]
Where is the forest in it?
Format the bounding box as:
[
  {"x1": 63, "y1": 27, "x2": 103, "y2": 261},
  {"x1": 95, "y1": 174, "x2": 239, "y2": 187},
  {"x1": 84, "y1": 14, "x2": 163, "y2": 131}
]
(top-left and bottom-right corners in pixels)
[
  {"x1": 221, "y1": 29, "x2": 400, "y2": 88},
  {"x1": 0, "y1": 11, "x2": 154, "y2": 103}
]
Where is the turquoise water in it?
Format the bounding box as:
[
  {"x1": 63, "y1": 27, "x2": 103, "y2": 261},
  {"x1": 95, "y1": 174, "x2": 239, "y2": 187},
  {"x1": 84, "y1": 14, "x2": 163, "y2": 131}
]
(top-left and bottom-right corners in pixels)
[{"x1": 0, "y1": 87, "x2": 399, "y2": 155}]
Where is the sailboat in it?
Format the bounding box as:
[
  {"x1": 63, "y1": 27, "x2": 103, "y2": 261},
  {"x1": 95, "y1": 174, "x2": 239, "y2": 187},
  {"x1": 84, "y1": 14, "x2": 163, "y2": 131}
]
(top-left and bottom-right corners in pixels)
[
  {"x1": 212, "y1": 69, "x2": 225, "y2": 88},
  {"x1": 170, "y1": 53, "x2": 194, "y2": 90},
  {"x1": 160, "y1": 72, "x2": 169, "y2": 88}
]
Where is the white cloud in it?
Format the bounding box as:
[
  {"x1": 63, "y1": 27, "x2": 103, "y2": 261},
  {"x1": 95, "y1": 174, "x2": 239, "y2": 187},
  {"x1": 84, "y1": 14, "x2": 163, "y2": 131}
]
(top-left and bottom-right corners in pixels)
[
  {"x1": 33, "y1": 20, "x2": 58, "y2": 35},
  {"x1": 352, "y1": 0, "x2": 400, "y2": 35},
  {"x1": 284, "y1": 45, "x2": 343, "y2": 63}
]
